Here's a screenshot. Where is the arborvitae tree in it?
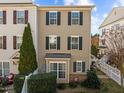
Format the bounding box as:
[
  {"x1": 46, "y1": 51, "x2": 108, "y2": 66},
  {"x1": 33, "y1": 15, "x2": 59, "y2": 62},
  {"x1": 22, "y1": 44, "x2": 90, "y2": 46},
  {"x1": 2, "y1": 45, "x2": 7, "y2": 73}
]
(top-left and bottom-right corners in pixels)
[{"x1": 19, "y1": 23, "x2": 37, "y2": 75}]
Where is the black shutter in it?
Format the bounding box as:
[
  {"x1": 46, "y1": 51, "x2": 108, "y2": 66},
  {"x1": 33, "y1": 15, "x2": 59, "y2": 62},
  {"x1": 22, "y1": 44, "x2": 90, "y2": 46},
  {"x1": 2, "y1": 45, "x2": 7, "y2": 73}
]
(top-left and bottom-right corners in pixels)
[
  {"x1": 73, "y1": 62, "x2": 76, "y2": 72},
  {"x1": 68, "y1": 12, "x2": 71, "y2": 25},
  {"x1": 3, "y1": 36, "x2": 6, "y2": 49},
  {"x1": 46, "y1": 36, "x2": 49, "y2": 50},
  {"x1": 82, "y1": 62, "x2": 85, "y2": 72},
  {"x1": 3, "y1": 11, "x2": 6, "y2": 24},
  {"x1": 68, "y1": 37, "x2": 71, "y2": 50},
  {"x1": 57, "y1": 12, "x2": 61, "y2": 25},
  {"x1": 57, "y1": 36, "x2": 60, "y2": 50},
  {"x1": 80, "y1": 12, "x2": 83, "y2": 25},
  {"x1": 13, "y1": 36, "x2": 17, "y2": 49},
  {"x1": 79, "y1": 37, "x2": 82, "y2": 50},
  {"x1": 46, "y1": 12, "x2": 49, "y2": 25}
]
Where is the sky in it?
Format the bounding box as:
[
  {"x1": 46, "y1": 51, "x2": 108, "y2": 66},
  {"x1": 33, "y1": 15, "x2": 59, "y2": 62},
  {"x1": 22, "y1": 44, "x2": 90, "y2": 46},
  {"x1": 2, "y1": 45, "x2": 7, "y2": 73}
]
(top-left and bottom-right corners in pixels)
[{"x1": 32, "y1": 0, "x2": 124, "y2": 35}]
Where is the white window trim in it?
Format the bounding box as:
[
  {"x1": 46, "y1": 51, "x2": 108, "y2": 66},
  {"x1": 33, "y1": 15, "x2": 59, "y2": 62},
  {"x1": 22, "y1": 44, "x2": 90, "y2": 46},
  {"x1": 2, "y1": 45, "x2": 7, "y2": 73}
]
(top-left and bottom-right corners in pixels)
[
  {"x1": 16, "y1": 11, "x2": 25, "y2": 24},
  {"x1": 49, "y1": 11, "x2": 57, "y2": 25},
  {"x1": 71, "y1": 36, "x2": 79, "y2": 50},
  {"x1": 49, "y1": 61, "x2": 66, "y2": 80},
  {"x1": 76, "y1": 60, "x2": 82, "y2": 73},
  {"x1": 49, "y1": 35, "x2": 58, "y2": 50},
  {"x1": 0, "y1": 36, "x2": 3, "y2": 49},
  {"x1": 0, "y1": 60, "x2": 10, "y2": 77},
  {"x1": 71, "y1": 11, "x2": 80, "y2": 25}
]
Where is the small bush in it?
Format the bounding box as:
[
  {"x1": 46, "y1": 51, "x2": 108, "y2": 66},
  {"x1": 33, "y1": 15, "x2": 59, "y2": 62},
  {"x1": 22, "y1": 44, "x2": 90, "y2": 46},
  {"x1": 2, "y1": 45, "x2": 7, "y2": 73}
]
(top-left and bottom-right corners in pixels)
[
  {"x1": 28, "y1": 73, "x2": 56, "y2": 93},
  {"x1": 2, "y1": 77, "x2": 8, "y2": 88},
  {"x1": 69, "y1": 82, "x2": 77, "y2": 88},
  {"x1": 82, "y1": 69, "x2": 101, "y2": 89},
  {"x1": 57, "y1": 83, "x2": 66, "y2": 90},
  {"x1": 13, "y1": 75, "x2": 25, "y2": 93}
]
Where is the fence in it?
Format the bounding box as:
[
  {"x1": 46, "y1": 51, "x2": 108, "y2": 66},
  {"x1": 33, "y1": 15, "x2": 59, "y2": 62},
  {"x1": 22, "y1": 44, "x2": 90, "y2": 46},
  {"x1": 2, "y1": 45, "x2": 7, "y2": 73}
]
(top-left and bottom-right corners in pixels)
[{"x1": 97, "y1": 60, "x2": 123, "y2": 85}]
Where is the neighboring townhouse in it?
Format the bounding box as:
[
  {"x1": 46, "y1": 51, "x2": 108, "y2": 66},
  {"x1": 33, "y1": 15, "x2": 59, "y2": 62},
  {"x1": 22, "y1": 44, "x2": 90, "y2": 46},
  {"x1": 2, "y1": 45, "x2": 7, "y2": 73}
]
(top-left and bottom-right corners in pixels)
[
  {"x1": 0, "y1": 0, "x2": 38, "y2": 76},
  {"x1": 99, "y1": 7, "x2": 124, "y2": 56},
  {"x1": 38, "y1": 6, "x2": 94, "y2": 83}
]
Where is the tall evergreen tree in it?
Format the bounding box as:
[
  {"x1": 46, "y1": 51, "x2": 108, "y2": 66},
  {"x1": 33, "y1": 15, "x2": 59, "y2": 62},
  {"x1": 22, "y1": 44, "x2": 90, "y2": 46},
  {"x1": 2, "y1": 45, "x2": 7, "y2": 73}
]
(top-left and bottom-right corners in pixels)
[{"x1": 19, "y1": 23, "x2": 37, "y2": 75}]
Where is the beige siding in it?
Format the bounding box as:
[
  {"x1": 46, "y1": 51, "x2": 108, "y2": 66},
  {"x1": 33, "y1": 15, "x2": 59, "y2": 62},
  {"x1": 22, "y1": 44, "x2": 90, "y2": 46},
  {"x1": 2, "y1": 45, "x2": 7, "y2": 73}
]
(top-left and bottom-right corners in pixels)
[{"x1": 38, "y1": 7, "x2": 92, "y2": 79}]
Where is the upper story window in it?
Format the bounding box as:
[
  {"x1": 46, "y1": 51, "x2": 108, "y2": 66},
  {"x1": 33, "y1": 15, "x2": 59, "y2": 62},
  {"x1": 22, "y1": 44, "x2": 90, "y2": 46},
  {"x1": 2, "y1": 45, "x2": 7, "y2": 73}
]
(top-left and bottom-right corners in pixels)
[
  {"x1": 46, "y1": 11, "x2": 61, "y2": 25},
  {"x1": 13, "y1": 10, "x2": 28, "y2": 24},
  {"x1": 13, "y1": 36, "x2": 22, "y2": 49},
  {"x1": 49, "y1": 11, "x2": 57, "y2": 25},
  {"x1": 68, "y1": 11, "x2": 83, "y2": 25},
  {"x1": 71, "y1": 11, "x2": 80, "y2": 25},
  {"x1": 68, "y1": 36, "x2": 82, "y2": 50},
  {"x1": 71, "y1": 36, "x2": 79, "y2": 49},
  {"x1": 0, "y1": 11, "x2": 3, "y2": 24},
  {"x1": 46, "y1": 35, "x2": 60, "y2": 50},
  {"x1": 49, "y1": 36, "x2": 57, "y2": 49},
  {"x1": 17, "y1": 11, "x2": 25, "y2": 24}
]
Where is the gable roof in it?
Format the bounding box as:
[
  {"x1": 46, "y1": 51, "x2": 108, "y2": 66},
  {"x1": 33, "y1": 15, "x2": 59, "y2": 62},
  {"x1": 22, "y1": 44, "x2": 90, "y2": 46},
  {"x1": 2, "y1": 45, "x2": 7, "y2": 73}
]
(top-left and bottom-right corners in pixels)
[
  {"x1": 99, "y1": 7, "x2": 124, "y2": 29},
  {"x1": 0, "y1": 0, "x2": 33, "y2": 4}
]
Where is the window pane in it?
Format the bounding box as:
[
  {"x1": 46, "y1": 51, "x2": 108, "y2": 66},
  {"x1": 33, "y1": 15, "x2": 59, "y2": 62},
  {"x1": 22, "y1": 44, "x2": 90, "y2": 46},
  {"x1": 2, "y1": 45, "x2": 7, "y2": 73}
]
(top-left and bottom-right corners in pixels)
[
  {"x1": 76, "y1": 62, "x2": 82, "y2": 72},
  {"x1": 49, "y1": 36, "x2": 57, "y2": 49},
  {"x1": 72, "y1": 44, "x2": 78, "y2": 49},
  {"x1": 17, "y1": 11, "x2": 25, "y2": 24},
  {"x1": 49, "y1": 12, "x2": 57, "y2": 25},
  {"x1": 3, "y1": 62, "x2": 9, "y2": 76},
  {"x1": 58, "y1": 71, "x2": 65, "y2": 78},
  {"x1": 0, "y1": 37, "x2": 2, "y2": 49},
  {"x1": 16, "y1": 36, "x2": 22, "y2": 49},
  {"x1": 71, "y1": 12, "x2": 79, "y2": 25},
  {"x1": 59, "y1": 63, "x2": 65, "y2": 70},
  {"x1": 72, "y1": 12, "x2": 79, "y2": 18},
  {"x1": 50, "y1": 63, "x2": 57, "y2": 70},
  {"x1": 72, "y1": 38, "x2": 78, "y2": 43},
  {"x1": 71, "y1": 37, "x2": 79, "y2": 49},
  {"x1": 72, "y1": 19, "x2": 79, "y2": 25}
]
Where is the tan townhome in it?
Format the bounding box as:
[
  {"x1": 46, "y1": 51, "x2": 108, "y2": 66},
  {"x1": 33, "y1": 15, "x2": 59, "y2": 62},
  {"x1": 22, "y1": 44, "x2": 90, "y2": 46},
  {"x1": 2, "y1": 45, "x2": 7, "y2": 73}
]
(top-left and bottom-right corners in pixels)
[{"x1": 38, "y1": 6, "x2": 94, "y2": 83}]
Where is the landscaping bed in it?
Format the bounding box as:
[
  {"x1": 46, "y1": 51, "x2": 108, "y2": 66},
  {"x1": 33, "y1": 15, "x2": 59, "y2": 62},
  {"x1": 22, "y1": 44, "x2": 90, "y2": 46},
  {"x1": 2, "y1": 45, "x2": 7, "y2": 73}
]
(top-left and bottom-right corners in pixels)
[{"x1": 57, "y1": 78, "x2": 123, "y2": 93}]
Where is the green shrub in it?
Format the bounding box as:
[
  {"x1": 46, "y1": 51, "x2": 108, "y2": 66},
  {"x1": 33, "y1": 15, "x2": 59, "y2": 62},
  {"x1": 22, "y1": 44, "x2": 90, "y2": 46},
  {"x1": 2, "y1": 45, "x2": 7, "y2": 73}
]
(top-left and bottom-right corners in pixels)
[
  {"x1": 28, "y1": 73, "x2": 56, "y2": 93},
  {"x1": 57, "y1": 83, "x2": 66, "y2": 90},
  {"x1": 69, "y1": 82, "x2": 77, "y2": 88},
  {"x1": 2, "y1": 77, "x2": 8, "y2": 88},
  {"x1": 82, "y1": 69, "x2": 101, "y2": 89},
  {"x1": 19, "y1": 23, "x2": 37, "y2": 75},
  {"x1": 13, "y1": 75, "x2": 25, "y2": 93}
]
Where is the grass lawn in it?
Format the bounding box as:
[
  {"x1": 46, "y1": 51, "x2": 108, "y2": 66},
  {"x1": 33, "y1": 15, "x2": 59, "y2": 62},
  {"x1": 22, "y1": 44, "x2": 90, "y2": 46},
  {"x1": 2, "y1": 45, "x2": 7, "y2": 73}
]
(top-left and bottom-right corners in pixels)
[
  {"x1": 57, "y1": 78, "x2": 123, "y2": 93},
  {"x1": 96, "y1": 69, "x2": 105, "y2": 75}
]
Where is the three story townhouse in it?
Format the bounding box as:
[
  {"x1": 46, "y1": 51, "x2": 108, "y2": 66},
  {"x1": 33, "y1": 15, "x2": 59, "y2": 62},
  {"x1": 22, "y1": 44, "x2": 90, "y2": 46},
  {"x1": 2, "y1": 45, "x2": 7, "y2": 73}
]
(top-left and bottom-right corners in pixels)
[
  {"x1": 0, "y1": 0, "x2": 38, "y2": 76},
  {"x1": 38, "y1": 6, "x2": 94, "y2": 83}
]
